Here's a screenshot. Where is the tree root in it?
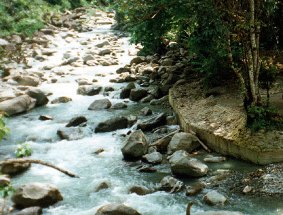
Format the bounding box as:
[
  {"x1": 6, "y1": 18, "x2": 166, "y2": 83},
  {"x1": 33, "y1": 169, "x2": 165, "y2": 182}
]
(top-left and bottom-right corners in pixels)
[{"x1": 0, "y1": 158, "x2": 79, "y2": 178}]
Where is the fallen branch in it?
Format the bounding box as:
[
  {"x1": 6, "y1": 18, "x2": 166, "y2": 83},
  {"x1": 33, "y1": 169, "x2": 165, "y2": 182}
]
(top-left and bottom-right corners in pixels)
[
  {"x1": 194, "y1": 135, "x2": 211, "y2": 153},
  {"x1": 0, "y1": 158, "x2": 79, "y2": 178},
  {"x1": 151, "y1": 129, "x2": 180, "y2": 146}
]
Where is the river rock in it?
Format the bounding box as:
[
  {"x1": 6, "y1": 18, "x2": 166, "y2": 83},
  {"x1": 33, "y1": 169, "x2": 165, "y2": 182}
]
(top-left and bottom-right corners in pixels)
[
  {"x1": 130, "y1": 56, "x2": 145, "y2": 65},
  {"x1": 96, "y1": 41, "x2": 110, "y2": 48},
  {"x1": 96, "y1": 204, "x2": 141, "y2": 215},
  {"x1": 152, "y1": 135, "x2": 172, "y2": 153},
  {"x1": 51, "y1": 96, "x2": 72, "y2": 104},
  {"x1": 203, "y1": 190, "x2": 227, "y2": 206},
  {"x1": 95, "y1": 182, "x2": 110, "y2": 192},
  {"x1": 120, "y1": 82, "x2": 136, "y2": 99},
  {"x1": 77, "y1": 85, "x2": 102, "y2": 96},
  {"x1": 169, "y1": 150, "x2": 208, "y2": 177},
  {"x1": 150, "y1": 95, "x2": 168, "y2": 105},
  {"x1": 98, "y1": 49, "x2": 111, "y2": 56},
  {"x1": 0, "y1": 175, "x2": 11, "y2": 186},
  {"x1": 27, "y1": 89, "x2": 49, "y2": 106},
  {"x1": 121, "y1": 130, "x2": 148, "y2": 160},
  {"x1": 129, "y1": 88, "x2": 148, "y2": 101},
  {"x1": 66, "y1": 116, "x2": 87, "y2": 127},
  {"x1": 39, "y1": 115, "x2": 53, "y2": 121},
  {"x1": 159, "y1": 176, "x2": 184, "y2": 193},
  {"x1": 116, "y1": 67, "x2": 131, "y2": 74},
  {"x1": 88, "y1": 98, "x2": 111, "y2": 110},
  {"x1": 129, "y1": 185, "x2": 152, "y2": 195},
  {"x1": 15, "y1": 207, "x2": 43, "y2": 215},
  {"x1": 95, "y1": 116, "x2": 128, "y2": 133},
  {"x1": 186, "y1": 182, "x2": 205, "y2": 196},
  {"x1": 1, "y1": 162, "x2": 31, "y2": 175},
  {"x1": 13, "y1": 75, "x2": 40, "y2": 87},
  {"x1": 0, "y1": 95, "x2": 36, "y2": 116},
  {"x1": 167, "y1": 132, "x2": 199, "y2": 154},
  {"x1": 0, "y1": 89, "x2": 16, "y2": 102},
  {"x1": 204, "y1": 155, "x2": 227, "y2": 163},
  {"x1": 141, "y1": 107, "x2": 152, "y2": 116},
  {"x1": 142, "y1": 151, "x2": 162, "y2": 164},
  {"x1": 112, "y1": 102, "x2": 127, "y2": 109},
  {"x1": 57, "y1": 127, "x2": 85, "y2": 140},
  {"x1": 12, "y1": 183, "x2": 63, "y2": 208},
  {"x1": 195, "y1": 211, "x2": 243, "y2": 215},
  {"x1": 137, "y1": 113, "x2": 167, "y2": 131}
]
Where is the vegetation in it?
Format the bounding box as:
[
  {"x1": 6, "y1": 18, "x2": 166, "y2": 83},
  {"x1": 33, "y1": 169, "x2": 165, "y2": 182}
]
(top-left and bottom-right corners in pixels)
[
  {"x1": 0, "y1": 116, "x2": 9, "y2": 142},
  {"x1": 15, "y1": 143, "x2": 33, "y2": 158},
  {"x1": 110, "y1": 0, "x2": 282, "y2": 130}
]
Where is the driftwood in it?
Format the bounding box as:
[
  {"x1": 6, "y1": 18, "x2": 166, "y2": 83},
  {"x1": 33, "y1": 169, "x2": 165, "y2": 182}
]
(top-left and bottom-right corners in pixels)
[
  {"x1": 151, "y1": 129, "x2": 180, "y2": 146},
  {"x1": 186, "y1": 202, "x2": 194, "y2": 215},
  {"x1": 0, "y1": 158, "x2": 78, "y2": 178}
]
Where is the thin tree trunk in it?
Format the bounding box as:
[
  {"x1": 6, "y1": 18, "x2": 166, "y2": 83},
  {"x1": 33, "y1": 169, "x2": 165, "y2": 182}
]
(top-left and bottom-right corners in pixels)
[{"x1": 0, "y1": 159, "x2": 79, "y2": 178}]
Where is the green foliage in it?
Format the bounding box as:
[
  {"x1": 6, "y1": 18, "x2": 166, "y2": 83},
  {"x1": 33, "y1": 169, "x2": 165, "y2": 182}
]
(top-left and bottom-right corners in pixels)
[
  {"x1": 0, "y1": 116, "x2": 9, "y2": 142},
  {"x1": 247, "y1": 105, "x2": 283, "y2": 132},
  {"x1": 15, "y1": 143, "x2": 32, "y2": 158},
  {"x1": 0, "y1": 185, "x2": 15, "y2": 198}
]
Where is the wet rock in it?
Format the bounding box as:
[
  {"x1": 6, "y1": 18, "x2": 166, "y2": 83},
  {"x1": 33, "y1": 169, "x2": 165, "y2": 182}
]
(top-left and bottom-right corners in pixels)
[
  {"x1": 15, "y1": 207, "x2": 43, "y2": 215},
  {"x1": 76, "y1": 78, "x2": 93, "y2": 86},
  {"x1": 140, "y1": 95, "x2": 154, "y2": 103},
  {"x1": 242, "y1": 185, "x2": 252, "y2": 194},
  {"x1": 129, "y1": 88, "x2": 148, "y2": 101},
  {"x1": 1, "y1": 162, "x2": 31, "y2": 175},
  {"x1": 94, "y1": 148, "x2": 104, "y2": 155},
  {"x1": 142, "y1": 152, "x2": 163, "y2": 164},
  {"x1": 104, "y1": 86, "x2": 115, "y2": 92},
  {"x1": 27, "y1": 89, "x2": 49, "y2": 106},
  {"x1": 112, "y1": 102, "x2": 127, "y2": 109},
  {"x1": 12, "y1": 183, "x2": 63, "y2": 208},
  {"x1": 0, "y1": 175, "x2": 11, "y2": 186},
  {"x1": 203, "y1": 190, "x2": 227, "y2": 206},
  {"x1": 150, "y1": 95, "x2": 168, "y2": 105},
  {"x1": 95, "y1": 204, "x2": 141, "y2": 215},
  {"x1": 151, "y1": 135, "x2": 172, "y2": 153},
  {"x1": 137, "y1": 165, "x2": 157, "y2": 173},
  {"x1": 39, "y1": 115, "x2": 53, "y2": 121},
  {"x1": 57, "y1": 127, "x2": 85, "y2": 140},
  {"x1": 167, "y1": 132, "x2": 200, "y2": 154},
  {"x1": 141, "y1": 107, "x2": 152, "y2": 116},
  {"x1": 166, "y1": 115, "x2": 178, "y2": 125},
  {"x1": 95, "y1": 116, "x2": 128, "y2": 133},
  {"x1": 130, "y1": 56, "x2": 145, "y2": 65},
  {"x1": 66, "y1": 116, "x2": 87, "y2": 127},
  {"x1": 98, "y1": 49, "x2": 111, "y2": 56},
  {"x1": 120, "y1": 82, "x2": 136, "y2": 99},
  {"x1": 51, "y1": 96, "x2": 72, "y2": 104},
  {"x1": 116, "y1": 67, "x2": 131, "y2": 74},
  {"x1": 137, "y1": 113, "x2": 167, "y2": 131},
  {"x1": 204, "y1": 155, "x2": 226, "y2": 163},
  {"x1": 169, "y1": 150, "x2": 208, "y2": 177},
  {"x1": 127, "y1": 115, "x2": 138, "y2": 127},
  {"x1": 121, "y1": 130, "x2": 148, "y2": 160},
  {"x1": 159, "y1": 176, "x2": 184, "y2": 193},
  {"x1": 77, "y1": 85, "x2": 102, "y2": 96},
  {"x1": 95, "y1": 182, "x2": 110, "y2": 192},
  {"x1": 186, "y1": 182, "x2": 205, "y2": 196},
  {"x1": 0, "y1": 95, "x2": 36, "y2": 116},
  {"x1": 129, "y1": 186, "x2": 152, "y2": 195},
  {"x1": 96, "y1": 41, "x2": 110, "y2": 48},
  {"x1": 13, "y1": 75, "x2": 40, "y2": 87},
  {"x1": 88, "y1": 99, "x2": 111, "y2": 110},
  {"x1": 195, "y1": 211, "x2": 243, "y2": 215}
]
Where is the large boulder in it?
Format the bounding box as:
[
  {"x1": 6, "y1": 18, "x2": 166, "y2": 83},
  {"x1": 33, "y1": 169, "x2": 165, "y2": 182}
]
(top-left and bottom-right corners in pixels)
[
  {"x1": 77, "y1": 85, "x2": 102, "y2": 96},
  {"x1": 66, "y1": 116, "x2": 87, "y2": 127},
  {"x1": 12, "y1": 183, "x2": 63, "y2": 208},
  {"x1": 1, "y1": 162, "x2": 31, "y2": 175},
  {"x1": 95, "y1": 204, "x2": 141, "y2": 215},
  {"x1": 95, "y1": 116, "x2": 128, "y2": 133},
  {"x1": 203, "y1": 190, "x2": 227, "y2": 206},
  {"x1": 121, "y1": 130, "x2": 148, "y2": 160},
  {"x1": 27, "y1": 89, "x2": 49, "y2": 106},
  {"x1": 57, "y1": 127, "x2": 85, "y2": 140},
  {"x1": 129, "y1": 89, "x2": 148, "y2": 101},
  {"x1": 137, "y1": 113, "x2": 167, "y2": 131},
  {"x1": 88, "y1": 99, "x2": 111, "y2": 110},
  {"x1": 169, "y1": 150, "x2": 208, "y2": 177},
  {"x1": 195, "y1": 211, "x2": 243, "y2": 215},
  {"x1": 0, "y1": 95, "x2": 36, "y2": 116},
  {"x1": 167, "y1": 132, "x2": 200, "y2": 154},
  {"x1": 13, "y1": 75, "x2": 40, "y2": 87}
]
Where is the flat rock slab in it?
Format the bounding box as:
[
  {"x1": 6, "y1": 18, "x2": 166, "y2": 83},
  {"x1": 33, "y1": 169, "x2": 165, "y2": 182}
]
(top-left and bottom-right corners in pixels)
[{"x1": 95, "y1": 204, "x2": 141, "y2": 215}]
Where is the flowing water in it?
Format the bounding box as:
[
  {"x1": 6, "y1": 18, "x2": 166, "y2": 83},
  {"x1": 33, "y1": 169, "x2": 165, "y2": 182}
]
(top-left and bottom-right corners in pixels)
[{"x1": 0, "y1": 16, "x2": 282, "y2": 215}]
